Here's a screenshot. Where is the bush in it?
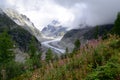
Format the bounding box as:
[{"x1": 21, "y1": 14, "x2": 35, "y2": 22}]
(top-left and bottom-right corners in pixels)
[
  {"x1": 86, "y1": 63, "x2": 120, "y2": 80},
  {"x1": 1, "y1": 61, "x2": 24, "y2": 80},
  {"x1": 92, "y1": 49, "x2": 103, "y2": 68},
  {"x1": 85, "y1": 56, "x2": 120, "y2": 80}
]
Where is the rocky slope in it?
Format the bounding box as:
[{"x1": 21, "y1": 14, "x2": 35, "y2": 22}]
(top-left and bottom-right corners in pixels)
[
  {"x1": 0, "y1": 8, "x2": 41, "y2": 62},
  {"x1": 60, "y1": 24, "x2": 114, "y2": 51},
  {"x1": 3, "y1": 8, "x2": 42, "y2": 40},
  {"x1": 41, "y1": 20, "x2": 67, "y2": 38}
]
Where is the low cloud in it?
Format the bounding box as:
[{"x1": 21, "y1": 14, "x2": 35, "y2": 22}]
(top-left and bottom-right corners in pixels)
[{"x1": 0, "y1": 0, "x2": 120, "y2": 30}]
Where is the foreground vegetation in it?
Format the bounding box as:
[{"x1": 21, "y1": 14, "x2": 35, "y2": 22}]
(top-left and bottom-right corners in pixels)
[
  {"x1": 0, "y1": 30, "x2": 42, "y2": 80},
  {"x1": 13, "y1": 12, "x2": 120, "y2": 80},
  {"x1": 13, "y1": 34, "x2": 120, "y2": 80}
]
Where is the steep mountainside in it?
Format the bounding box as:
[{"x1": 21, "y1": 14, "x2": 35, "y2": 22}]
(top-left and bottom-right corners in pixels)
[
  {"x1": 41, "y1": 20, "x2": 67, "y2": 38},
  {"x1": 83, "y1": 24, "x2": 114, "y2": 39},
  {"x1": 60, "y1": 24, "x2": 113, "y2": 51},
  {"x1": 0, "y1": 8, "x2": 41, "y2": 52},
  {"x1": 3, "y1": 8, "x2": 42, "y2": 40}
]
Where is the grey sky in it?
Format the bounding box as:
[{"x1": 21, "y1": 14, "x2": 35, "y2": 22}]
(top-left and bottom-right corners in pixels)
[{"x1": 0, "y1": 0, "x2": 120, "y2": 30}]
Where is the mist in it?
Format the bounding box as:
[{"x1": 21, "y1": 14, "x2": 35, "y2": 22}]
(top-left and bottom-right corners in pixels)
[{"x1": 0, "y1": 0, "x2": 120, "y2": 30}]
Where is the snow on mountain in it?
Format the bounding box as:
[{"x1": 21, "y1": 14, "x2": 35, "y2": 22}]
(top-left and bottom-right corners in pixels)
[
  {"x1": 3, "y1": 8, "x2": 41, "y2": 39},
  {"x1": 50, "y1": 20, "x2": 61, "y2": 27},
  {"x1": 41, "y1": 20, "x2": 67, "y2": 38}
]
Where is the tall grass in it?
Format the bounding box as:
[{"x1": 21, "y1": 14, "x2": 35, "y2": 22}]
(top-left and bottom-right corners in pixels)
[{"x1": 13, "y1": 35, "x2": 120, "y2": 80}]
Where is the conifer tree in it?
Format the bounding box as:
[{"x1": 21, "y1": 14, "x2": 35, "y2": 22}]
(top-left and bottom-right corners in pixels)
[
  {"x1": 94, "y1": 26, "x2": 99, "y2": 39},
  {"x1": 0, "y1": 31, "x2": 14, "y2": 65},
  {"x1": 66, "y1": 47, "x2": 69, "y2": 54},
  {"x1": 28, "y1": 37, "x2": 41, "y2": 69},
  {"x1": 111, "y1": 12, "x2": 120, "y2": 36},
  {"x1": 0, "y1": 31, "x2": 14, "y2": 80},
  {"x1": 65, "y1": 47, "x2": 69, "y2": 58},
  {"x1": 29, "y1": 37, "x2": 37, "y2": 58},
  {"x1": 73, "y1": 39, "x2": 81, "y2": 52},
  {"x1": 45, "y1": 48, "x2": 53, "y2": 63}
]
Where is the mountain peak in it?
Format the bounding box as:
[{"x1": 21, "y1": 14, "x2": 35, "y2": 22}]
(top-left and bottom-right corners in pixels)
[
  {"x1": 49, "y1": 20, "x2": 61, "y2": 27},
  {"x1": 52, "y1": 20, "x2": 60, "y2": 25},
  {"x1": 41, "y1": 20, "x2": 67, "y2": 38}
]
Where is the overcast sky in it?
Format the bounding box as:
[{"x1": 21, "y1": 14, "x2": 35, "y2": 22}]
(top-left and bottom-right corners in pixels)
[{"x1": 0, "y1": 0, "x2": 120, "y2": 30}]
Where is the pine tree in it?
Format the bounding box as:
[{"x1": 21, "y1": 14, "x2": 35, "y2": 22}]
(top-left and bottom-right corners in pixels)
[
  {"x1": 28, "y1": 37, "x2": 41, "y2": 69},
  {"x1": 73, "y1": 39, "x2": 81, "y2": 52},
  {"x1": 45, "y1": 48, "x2": 53, "y2": 63},
  {"x1": 54, "y1": 54, "x2": 59, "y2": 61},
  {"x1": 66, "y1": 47, "x2": 69, "y2": 54},
  {"x1": 94, "y1": 26, "x2": 99, "y2": 39},
  {"x1": 111, "y1": 12, "x2": 120, "y2": 36},
  {"x1": 29, "y1": 37, "x2": 37, "y2": 58},
  {"x1": 0, "y1": 31, "x2": 14, "y2": 80},
  {"x1": 0, "y1": 31, "x2": 14, "y2": 65},
  {"x1": 65, "y1": 47, "x2": 69, "y2": 58}
]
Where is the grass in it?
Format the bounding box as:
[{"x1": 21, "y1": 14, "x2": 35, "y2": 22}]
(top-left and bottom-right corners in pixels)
[{"x1": 13, "y1": 35, "x2": 120, "y2": 80}]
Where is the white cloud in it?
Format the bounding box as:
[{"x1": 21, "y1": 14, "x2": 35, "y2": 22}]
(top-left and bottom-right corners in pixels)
[
  {"x1": 3, "y1": 0, "x2": 75, "y2": 30},
  {"x1": 1, "y1": 0, "x2": 120, "y2": 30},
  {"x1": 17, "y1": 0, "x2": 75, "y2": 30},
  {"x1": 55, "y1": 0, "x2": 120, "y2": 26}
]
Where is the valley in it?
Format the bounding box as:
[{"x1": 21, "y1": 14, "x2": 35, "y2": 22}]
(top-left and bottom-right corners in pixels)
[
  {"x1": 41, "y1": 37, "x2": 65, "y2": 54},
  {"x1": 0, "y1": 0, "x2": 120, "y2": 80}
]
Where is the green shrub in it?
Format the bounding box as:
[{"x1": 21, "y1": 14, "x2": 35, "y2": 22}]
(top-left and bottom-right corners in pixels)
[{"x1": 85, "y1": 56, "x2": 120, "y2": 80}]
